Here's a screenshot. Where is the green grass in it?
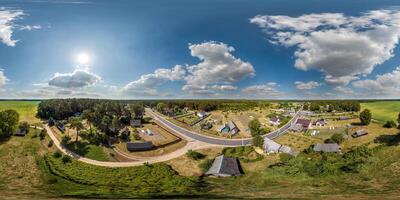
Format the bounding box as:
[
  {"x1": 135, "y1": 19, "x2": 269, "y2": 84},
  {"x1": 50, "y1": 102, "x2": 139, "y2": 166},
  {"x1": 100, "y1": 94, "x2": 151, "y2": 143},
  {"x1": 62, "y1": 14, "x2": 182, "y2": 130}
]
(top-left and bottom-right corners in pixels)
[
  {"x1": 38, "y1": 154, "x2": 203, "y2": 198},
  {"x1": 84, "y1": 145, "x2": 109, "y2": 161},
  {"x1": 0, "y1": 100, "x2": 40, "y2": 123},
  {"x1": 361, "y1": 101, "x2": 400, "y2": 123}
]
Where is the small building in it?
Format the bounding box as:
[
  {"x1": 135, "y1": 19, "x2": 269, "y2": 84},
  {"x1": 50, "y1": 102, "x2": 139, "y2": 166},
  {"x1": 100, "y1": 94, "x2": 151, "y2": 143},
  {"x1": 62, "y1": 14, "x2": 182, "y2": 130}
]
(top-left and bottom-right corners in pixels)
[
  {"x1": 290, "y1": 123, "x2": 304, "y2": 132},
  {"x1": 313, "y1": 143, "x2": 341, "y2": 153},
  {"x1": 313, "y1": 119, "x2": 327, "y2": 127},
  {"x1": 14, "y1": 129, "x2": 27, "y2": 136},
  {"x1": 146, "y1": 129, "x2": 153, "y2": 136},
  {"x1": 126, "y1": 141, "x2": 153, "y2": 151},
  {"x1": 269, "y1": 117, "x2": 281, "y2": 126},
  {"x1": 218, "y1": 121, "x2": 239, "y2": 135},
  {"x1": 196, "y1": 111, "x2": 207, "y2": 118},
  {"x1": 56, "y1": 122, "x2": 65, "y2": 132},
  {"x1": 339, "y1": 116, "x2": 349, "y2": 120},
  {"x1": 263, "y1": 138, "x2": 298, "y2": 156},
  {"x1": 296, "y1": 118, "x2": 311, "y2": 129},
  {"x1": 352, "y1": 129, "x2": 368, "y2": 138},
  {"x1": 205, "y1": 155, "x2": 241, "y2": 177},
  {"x1": 130, "y1": 119, "x2": 142, "y2": 128}
]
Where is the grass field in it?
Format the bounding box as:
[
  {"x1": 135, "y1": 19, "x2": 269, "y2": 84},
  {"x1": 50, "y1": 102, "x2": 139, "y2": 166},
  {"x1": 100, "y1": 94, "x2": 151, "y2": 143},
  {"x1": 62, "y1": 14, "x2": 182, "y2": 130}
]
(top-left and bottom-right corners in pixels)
[
  {"x1": 361, "y1": 101, "x2": 400, "y2": 123},
  {"x1": 0, "y1": 100, "x2": 40, "y2": 124}
]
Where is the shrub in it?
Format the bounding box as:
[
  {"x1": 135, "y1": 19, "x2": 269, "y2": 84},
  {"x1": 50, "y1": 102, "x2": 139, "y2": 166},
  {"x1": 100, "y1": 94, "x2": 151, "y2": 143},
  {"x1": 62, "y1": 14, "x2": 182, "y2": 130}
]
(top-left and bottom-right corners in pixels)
[
  {"x1": 359, "y1": 109, "x2": 372, "y2": 125},
  {"x1": 223, "y1": 146, "x2": 263, "y2": 163},
  {"x1": 62, "y1": 155, "x2": 71, "y2": 164},
  {"x1": 52, "y1": 151, "x2": 62, "y2": 158},
  {"x1": 47, "y1": 140, "x2": 54, "y2": 147},
  {"x1": 325, "y1": 133, "x2": 345, "y2": 144},
  {"x1": 186, "y1": 150, "x2": 205, "y2": 160},
  {"x1": 252, "y1": 135, "x2": 264, "y2": 148},
  {"x1": 39, "y1": 129, "x2": 47, "y2": 140},
  {"x1": 199, "y1": 159, "x2": 214, "y2": 173},
  {"x1": 383, "y1": 120, "x2": 397, "y2": 128},
  {"x1": 61, "y1": 135, "x2": 71, "y2": 145}
]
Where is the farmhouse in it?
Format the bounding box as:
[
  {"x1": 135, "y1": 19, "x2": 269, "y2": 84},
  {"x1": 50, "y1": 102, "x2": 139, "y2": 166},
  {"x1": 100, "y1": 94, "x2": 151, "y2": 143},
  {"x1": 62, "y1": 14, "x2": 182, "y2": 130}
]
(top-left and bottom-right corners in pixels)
[
  {"x1": 263, "y1": 138, "x2": 298, "y2": 156},
  {"x1": 352, "y1": 129, "x2": 368, "y2": 138},
  {"x1": 14, "y1": 129, "x2": 27, "y2": 136},
  {"x1": 196, "y1": 111, "x2": 207, "y2": 118},
  {"x1": 313, "y1": 143, "x2": 341, "y2": 153},
  {"x1": 126, "y1": 141, "x2": 154, "y2": 151},
  {"x1": 205, "y1": 155, "x2": 241, "y2": 177},
  {"x1": 313, "y1": 119, "x2": 327, "y2": 127},
  {"x1": 295, "y1": 118, "x2": 311, "y2": 129},
  {"x1": 269, "y1": 117, "x2": 280, "y2": 126},
  {"x1": 130, "y1": 119, "x2": 142, "y2": 128},
  {"x1": 218, "y1": 121, "x2": 239, "y2": 135}
]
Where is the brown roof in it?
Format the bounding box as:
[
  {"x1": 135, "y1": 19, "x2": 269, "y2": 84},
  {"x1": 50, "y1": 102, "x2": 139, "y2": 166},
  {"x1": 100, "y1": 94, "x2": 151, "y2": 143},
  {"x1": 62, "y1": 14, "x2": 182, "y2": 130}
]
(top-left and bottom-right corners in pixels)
[{"x1": 296, "y1": 118, "x2": 311, "y2": 128}]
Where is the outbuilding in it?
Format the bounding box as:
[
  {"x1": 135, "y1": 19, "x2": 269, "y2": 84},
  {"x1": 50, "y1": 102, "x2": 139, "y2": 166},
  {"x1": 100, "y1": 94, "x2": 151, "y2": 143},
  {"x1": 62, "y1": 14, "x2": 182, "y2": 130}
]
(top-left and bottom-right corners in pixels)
[
  {"x1": 352, "y1": 129, "x2": 368, "y2": 138},
  {"x1": 126, "y1": 141, "x2": 153, "y2": 151},
  {"x1": 205, "y1": 155, "x2": 241, "y2": 177},
  {"x1": 313, "y1": 143, "x2": 341, "y2": 153}
]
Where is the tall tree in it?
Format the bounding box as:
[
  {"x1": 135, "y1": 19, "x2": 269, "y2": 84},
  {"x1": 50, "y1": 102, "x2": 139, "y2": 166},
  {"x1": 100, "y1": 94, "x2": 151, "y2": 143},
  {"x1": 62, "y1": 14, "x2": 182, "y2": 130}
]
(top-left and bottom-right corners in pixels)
[
  {"x1": 68, "y1": 117, "x2": 84, "y2": 146},
  {"x1": 359, "y1": 109, "x2": 372, "y2": 125},
  {"x1": 0, "y1": 110, "x2": 19, "y2": 140},
  {"x1": 248, "y1": 118, "x2": 261, "y2": 136}
]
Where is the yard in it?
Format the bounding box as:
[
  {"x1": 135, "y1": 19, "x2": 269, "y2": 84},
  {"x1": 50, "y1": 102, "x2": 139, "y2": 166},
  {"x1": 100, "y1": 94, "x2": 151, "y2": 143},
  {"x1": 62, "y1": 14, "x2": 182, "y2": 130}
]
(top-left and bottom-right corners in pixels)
[{"x1": 361, "y1": 101, "x2": 400, "y2": 123}]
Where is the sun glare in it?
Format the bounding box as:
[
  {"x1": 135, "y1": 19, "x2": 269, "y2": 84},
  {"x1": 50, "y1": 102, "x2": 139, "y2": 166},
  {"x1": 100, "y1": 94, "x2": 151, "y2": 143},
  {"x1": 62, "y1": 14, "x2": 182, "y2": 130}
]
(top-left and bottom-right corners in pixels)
[{"x1": 77, "y1": 53, "x2": 90, "y2": 65}]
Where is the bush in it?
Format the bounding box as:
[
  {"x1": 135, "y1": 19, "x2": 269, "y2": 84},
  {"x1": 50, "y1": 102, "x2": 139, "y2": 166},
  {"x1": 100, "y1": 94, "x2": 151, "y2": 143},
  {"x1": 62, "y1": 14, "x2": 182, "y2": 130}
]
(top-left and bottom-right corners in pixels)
[
  {"x1": 223, "y1": 146, "x2": 263, "y2": 163},
  {"x1": 252, "y1": 135, "x2": 264, "y2": 148},
  {"x1": 53, "y1": 151, "x2": 62, "y2": 158},
  {"x1": 359, "y1": 109, "x2": 372, "y2": 125},
  {"x1": 62, "y1": 155, "x2": 71, "y2": 164},
  {"x1": 61, "y1": 135, "x2": 71, "y2": 145},
  {"x1": 186, "y1": 150, "x2": 205, "y2": 160},
  {"x1": 199, "y1": 159, "x2": 214, "y2": 173},
  {"x1": 47, "y1": 140, "x2": 54, "y2": 147},
  {"x1": 325, "y1": 133, "x2": 345, "y2": 144},
  {"x1": 383, "y1": 120, "x2": 397, "y2": 128},
  {"x1": 39, "y1": 129, "x2": 47, "y2": 140}
]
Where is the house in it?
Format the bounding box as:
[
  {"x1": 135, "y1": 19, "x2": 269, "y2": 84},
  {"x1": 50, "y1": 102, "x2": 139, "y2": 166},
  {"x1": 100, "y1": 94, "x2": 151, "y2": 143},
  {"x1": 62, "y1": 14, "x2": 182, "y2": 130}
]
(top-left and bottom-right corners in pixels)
[
  {"x1": 352, "y1": 129, "x2": 368, "y2": 138},
  {"x1": 218, "y1": 121, "x2": 239, "y2": 135},
  {"x1": 263, "y1": 138, "x2": 298, "y2": 156},
  {"x1": 56, "y1": 122, "x2": 65, "y2": 132},
  {"x1": 269, "y1": 117, "x2": 280, "y2": 126},
  {"x1": 196, "y1": 111, "x2": 207, "y2": 118},
  {"x1": 126, "y1": 141, "x2": 153, "y2": 151},
  {"x1": 313, "y1": 143, "x2": 341, "y2": 153},
  {"x1": 295, "y1": 118, "x2": 311, "y2": 129},
  {"x1": 130, "y1": 119, "x2": 142, "y2": 128},
  {"x1": 205, "y1": 155, "x2": 241, "y2": 177},
  {"x1": 14, "y1": 129, "x2": 27, "y2": 136},
  {"x1": 313, "y1": 119, "x2": 327, "y2": 127},
  {"x1": 201, "y1": 122, "x2": 213, "y2": 130},
  {"x1": 290, "y1": 124, "x2": 304, "y2": 132}
]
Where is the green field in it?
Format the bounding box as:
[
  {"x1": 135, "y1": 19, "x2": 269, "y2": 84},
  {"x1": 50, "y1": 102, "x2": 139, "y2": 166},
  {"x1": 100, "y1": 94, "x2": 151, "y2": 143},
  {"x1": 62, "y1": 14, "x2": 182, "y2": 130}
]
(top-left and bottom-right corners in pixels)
[
  {"x1": 0, "y1": 101, "x2": 40, "y2": 123},
  {"x1": 361, "y1": 101, "x2": 400, "y2": 122}
]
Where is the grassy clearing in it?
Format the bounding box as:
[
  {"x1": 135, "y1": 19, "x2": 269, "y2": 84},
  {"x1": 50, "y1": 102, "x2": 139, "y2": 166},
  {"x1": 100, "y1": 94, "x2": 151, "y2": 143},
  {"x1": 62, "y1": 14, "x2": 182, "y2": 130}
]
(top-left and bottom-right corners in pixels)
[
  {"x1": 0, "y1": 100, "x2": 40, "y2": 124},
  {"x1": 361, "y1": 101, "x2": 400, "y2": 123}
]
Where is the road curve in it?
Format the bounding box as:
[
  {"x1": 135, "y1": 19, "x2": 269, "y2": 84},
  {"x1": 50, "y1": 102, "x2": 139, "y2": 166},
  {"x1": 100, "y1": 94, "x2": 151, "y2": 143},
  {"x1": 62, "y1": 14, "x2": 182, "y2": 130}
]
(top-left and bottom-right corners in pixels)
[{"x1": 146, "y1": 107, "x2": 302, "y2": 146}]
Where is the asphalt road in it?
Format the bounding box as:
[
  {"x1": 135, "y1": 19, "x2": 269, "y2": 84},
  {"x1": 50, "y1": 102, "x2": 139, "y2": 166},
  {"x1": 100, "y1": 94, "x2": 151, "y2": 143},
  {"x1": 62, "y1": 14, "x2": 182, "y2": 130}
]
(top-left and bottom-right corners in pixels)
[{"x1": 146, "y1": 107, "x2": 301, "y2": 146}]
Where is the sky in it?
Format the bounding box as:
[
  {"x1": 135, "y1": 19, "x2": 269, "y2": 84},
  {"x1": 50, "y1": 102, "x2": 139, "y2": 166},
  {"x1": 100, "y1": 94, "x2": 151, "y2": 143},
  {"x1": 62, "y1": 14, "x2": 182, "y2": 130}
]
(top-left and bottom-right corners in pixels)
[{"x1": 1, "y1": 0, "x2": 400, "y2": 99}]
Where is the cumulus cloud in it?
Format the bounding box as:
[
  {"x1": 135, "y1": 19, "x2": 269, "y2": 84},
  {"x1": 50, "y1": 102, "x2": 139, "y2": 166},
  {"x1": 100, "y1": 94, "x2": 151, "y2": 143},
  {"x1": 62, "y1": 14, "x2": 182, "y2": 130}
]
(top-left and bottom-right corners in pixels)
[
  {"x1": 251, "y1": 9, "x2": 400, "y2": 85},
  {"x1": 122, "y1": 65, "x2": 186, "y2": 96},
  {"x1": 123, "y1": 41, "x2": 253, "y2": 96},
  {"x1": 294, "y1": 81, "x2": 320, "y2": 90},
  {"x1": 183, "y1": 41, "x2": 255, "y2": 93},
  {"x1": 48, "y1": 69, "x2": 101, "y2": 88},
  {"x1": 242, "y1": 82, "x2": 282, "y2": 97},
  {"x1": 352, "y1": 67, "x2": 400, "y2": 96},
  {"x1": 0, "y1": 8, "x2": 40, "y2": 46},
  {"x1": 0, "y1": 70, "x2": 8, "y2": 86}
]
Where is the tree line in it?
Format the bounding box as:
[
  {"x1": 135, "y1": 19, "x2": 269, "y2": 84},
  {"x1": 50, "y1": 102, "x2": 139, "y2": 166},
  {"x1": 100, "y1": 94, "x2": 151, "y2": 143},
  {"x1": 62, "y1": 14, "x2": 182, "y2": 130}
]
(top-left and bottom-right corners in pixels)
[{"x1": 306, "y1": 100, "x2": 361, "y2": 112}]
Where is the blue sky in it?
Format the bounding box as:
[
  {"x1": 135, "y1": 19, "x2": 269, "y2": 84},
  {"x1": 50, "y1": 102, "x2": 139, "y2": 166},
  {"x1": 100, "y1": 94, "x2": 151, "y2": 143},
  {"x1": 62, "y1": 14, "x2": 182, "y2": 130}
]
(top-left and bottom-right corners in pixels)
[{"x1": 1, "y1": 0, "x2": 400, "y2": 99}]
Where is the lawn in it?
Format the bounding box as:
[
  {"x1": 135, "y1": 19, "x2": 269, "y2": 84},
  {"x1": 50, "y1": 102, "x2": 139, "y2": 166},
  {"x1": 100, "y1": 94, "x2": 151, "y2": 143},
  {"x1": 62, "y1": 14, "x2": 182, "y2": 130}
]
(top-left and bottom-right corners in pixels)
[
  {"x1": 0, "y1": 100, "x2": 40, "y2": 124},
  {"x1": 361, "y1": 101, "x2": 400, "y2": 123}
]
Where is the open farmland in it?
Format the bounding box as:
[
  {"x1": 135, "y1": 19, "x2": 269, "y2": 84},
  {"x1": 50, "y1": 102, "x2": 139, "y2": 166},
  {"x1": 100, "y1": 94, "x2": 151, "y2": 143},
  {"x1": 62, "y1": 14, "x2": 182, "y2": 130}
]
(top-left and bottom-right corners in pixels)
[
  {"x1": 361, "y1": 101, "x2": 400, "y2": 123},
  {"x1": 0, "y1": 101, "x2": 40, "y2": 123}
]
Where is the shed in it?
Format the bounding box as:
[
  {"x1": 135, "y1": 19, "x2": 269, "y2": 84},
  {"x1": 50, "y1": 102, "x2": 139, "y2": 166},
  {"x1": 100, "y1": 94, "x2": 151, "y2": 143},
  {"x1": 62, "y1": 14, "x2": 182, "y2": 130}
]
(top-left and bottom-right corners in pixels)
[
  {"x1": 205, "y1": 155, "x2": 241, "y2": 177},
  {"x1": 313, "y1": 143, "x2": 341, "y2": 153},
  {"x1": 130, "y1": 119, "x2": 142, "y2": 128},
  {"x1": 126, "y1": 141, "x2": 153, "y2": 151},
  {"x1": 14, "y1": 129, "x2": 27, "y2": 136},
  {"x1": 197, "y1": 111, "x2": 207, "y2": 118},
  {"x1": 263, "y1": 137, "x2": 282, "y2": 153},
  {"x1": 352, "y1": 129, "x2": 368, "y2": 138}
]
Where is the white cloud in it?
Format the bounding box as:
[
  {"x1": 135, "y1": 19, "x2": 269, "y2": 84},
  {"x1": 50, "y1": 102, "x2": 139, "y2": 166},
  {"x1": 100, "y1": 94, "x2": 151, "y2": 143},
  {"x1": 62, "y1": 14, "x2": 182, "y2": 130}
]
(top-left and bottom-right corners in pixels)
[
  {"x1": 0, "y1": 70, "x2": 8, "y2": 86},
  {"x1": 0, "y1": 8, "x2": 40, "y2": 46},
  {"x1": 251, "y1": 9, "x2": 400, "y2": 86},
  {"x1": 294, "y1": 81, "x2": 320, "y2": 90},
  {"x1": 183, "y1": 41, "x2": 255, "y2": 93},
  {"x1": 48, "y1": 69, "x2": 101, "y2": 88},
  {"x1": 352, "y1": 67, "x2": 400, "y2": 96},
  {"x1": 122, "y1": 65, "x2": 186, "y2": 96},
  {"x1": 242, "y1": 82, "x2": 282, "y2": 97},
  {"x1": 333, "y1": 86, "x2": 356, "y2": 95}
]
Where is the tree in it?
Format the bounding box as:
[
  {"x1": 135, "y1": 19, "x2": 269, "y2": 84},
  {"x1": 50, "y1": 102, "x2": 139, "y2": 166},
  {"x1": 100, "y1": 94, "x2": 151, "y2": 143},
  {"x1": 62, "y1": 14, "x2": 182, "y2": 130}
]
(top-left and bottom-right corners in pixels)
[
  {"x1": 19, "y1": 121, "x2": 30, "y2": 133},
  {"x1": 129, "y1": 104, "x2": 144, "y2": 119},
  {"x1": 39, "y1": 129, "x2": 47, "y2": 140},
  {"x1": 61, "y1": 135, "x2": 71, "y2": 145},
  {"x1": 326, "y1": 133, "x2": 345, "y2": 144},
  {"x1": 156, "y1": 102, "x2": 166, "y2": 113},
  {"x1": 359, "y1": 109, "x2": 372, "y2": 125},
  {"x1": 81, "y1": 109, "x2": 94, "y2": 131},
  {"x1": 248, "y1": 118, "x2": 261, "y2": 136},
  {"x1": 252, "y1": 135, "x2": 264, "y2": 148},
  {"x1": 383, "y1": 120, "x2": 397, "y2": 128},
  {"x1": 111, "y1": 116, "x2": 122, "y2": 133},
  {"x1": 186, "y1": 150, "x2": 205, "y2": 160},
  {"x1": 0, "y1": 109, "x2": 19, "y2": 140},
  {"x1": 100, "y1": 115, "x2": 112, "y2": 133},
  {"x1": 68, "y1": 117, "x2": 84, "y2": 146}
]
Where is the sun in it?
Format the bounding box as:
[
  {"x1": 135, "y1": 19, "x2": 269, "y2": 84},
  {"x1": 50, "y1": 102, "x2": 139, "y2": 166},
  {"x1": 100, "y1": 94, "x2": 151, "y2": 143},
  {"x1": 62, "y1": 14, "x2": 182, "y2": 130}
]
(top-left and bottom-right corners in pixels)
[{"x1": 77, "y1": 53, "x2": 90, "y2": 65}]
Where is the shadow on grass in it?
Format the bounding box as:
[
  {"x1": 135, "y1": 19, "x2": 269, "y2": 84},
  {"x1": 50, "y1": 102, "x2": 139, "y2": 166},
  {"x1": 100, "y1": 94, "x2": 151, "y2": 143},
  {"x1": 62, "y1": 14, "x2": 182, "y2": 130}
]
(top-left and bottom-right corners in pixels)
[
  {"x1": 374, "y1": 133, "x2": 400, "y2": 146},
  {"x1": 350, "y1": 122, "x2": 366, "y2": 126},
  {"x1": 65, "y1": 141, "x2": 90, "y2": 156}
]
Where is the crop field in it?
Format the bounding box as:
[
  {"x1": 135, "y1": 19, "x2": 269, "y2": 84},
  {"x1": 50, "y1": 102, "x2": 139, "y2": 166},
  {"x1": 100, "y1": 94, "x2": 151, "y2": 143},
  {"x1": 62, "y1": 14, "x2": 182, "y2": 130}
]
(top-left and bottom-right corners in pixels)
[
  {"x1": 0, "y1": 100, "x2": 40, "y2": 123},
  {"x1": 361, "y1": 101, "x2": 400, "y2": 123}
]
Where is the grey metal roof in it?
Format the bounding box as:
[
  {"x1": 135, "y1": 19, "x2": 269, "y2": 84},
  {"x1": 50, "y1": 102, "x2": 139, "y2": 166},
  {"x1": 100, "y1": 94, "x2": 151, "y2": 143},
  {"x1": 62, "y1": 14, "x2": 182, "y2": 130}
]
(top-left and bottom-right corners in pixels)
[
  {"x1": 264, "y1": 137, "x2": 282, "y2": 153},
  {"x1": 352, "y1": 129, "x2": 368, "y2": 137},
  {"x1": 227, "y1": 121, "x2": 237, "y2": 130},
  {"x1": 126, "y1": 141, "x2": 153, "y2": 151},
  {"x1": 206, "y1": 155, "x2": 241, "y2": 176},
  {"x1": 279, "y1": 145, "x2": 299, "y2": 156},
  {"x1": 313, "y1": 143, "x2": 340, "y2": 153}
]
